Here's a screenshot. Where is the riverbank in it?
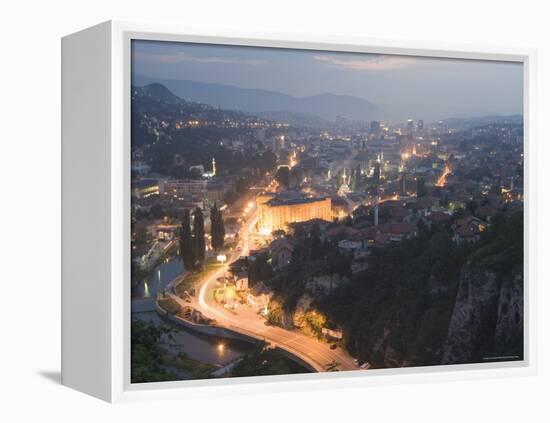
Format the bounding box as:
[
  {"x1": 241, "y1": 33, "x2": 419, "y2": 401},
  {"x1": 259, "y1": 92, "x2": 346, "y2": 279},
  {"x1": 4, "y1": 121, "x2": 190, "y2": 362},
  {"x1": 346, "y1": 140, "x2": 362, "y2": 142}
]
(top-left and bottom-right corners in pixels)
[{"x1": 156, "y1": 295, "x2": 319, "y2": 373}]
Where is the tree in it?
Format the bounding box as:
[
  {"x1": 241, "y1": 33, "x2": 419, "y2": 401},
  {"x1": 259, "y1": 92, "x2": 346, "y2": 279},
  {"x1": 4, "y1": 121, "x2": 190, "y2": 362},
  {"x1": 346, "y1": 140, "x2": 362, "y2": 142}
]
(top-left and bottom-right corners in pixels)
[
  {"x1": 131, "y1": 320, "x2": 175, "y2": 383},
  {"x1": 210, "y1": 204, "x2": 225, "y2": 251},
  {"x1": 179, "y1": 209, "x2": 194, "y2": 269},
  {"x1": 275, "y1": 166, "x2": 290, "y2": 189},
  {"x1": 193, "y1": 207, "x2": 206, "y2": 265},
  {"x1": 150, "y1": 203, "x2": 164, "y2": 219}
]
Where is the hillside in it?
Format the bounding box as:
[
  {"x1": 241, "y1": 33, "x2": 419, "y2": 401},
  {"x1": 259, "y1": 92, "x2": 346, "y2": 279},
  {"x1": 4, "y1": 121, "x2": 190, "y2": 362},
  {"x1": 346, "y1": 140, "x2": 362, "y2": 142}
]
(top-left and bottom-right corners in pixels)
[
  {"x1": 317, "y1": 208, "x2": 523, "y2": 368},
  {"x1": 132, "y1": 82, "x2": 264, "y2": 123},
  {"x1": 133, "y1": 76, "x2": 381, "y2": 121}
]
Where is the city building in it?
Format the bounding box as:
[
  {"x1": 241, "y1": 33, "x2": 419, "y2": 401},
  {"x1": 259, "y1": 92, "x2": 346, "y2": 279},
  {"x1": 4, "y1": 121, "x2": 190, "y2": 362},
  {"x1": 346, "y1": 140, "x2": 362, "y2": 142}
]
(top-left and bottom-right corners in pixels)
[
  {"x1": 155, "y1": 222, "x2": 179, "y2": 241},
  {"x1": 270, "y1": 238, "x2": 294, "y2": 269},
  {"x1": 452, "y1": 216, "x2": 487, "y2": 245},
  {"x1": 206, "y1": 181, "x2": 226, "y2": 204},
  {"x1": 337, "y1": 238, "x2": 368, "y2": 258},
  {"x1": 388, "y1": 223, "x2": 418, "y2": 242},
  {"x1": 159, "y1": 179, "x2": 207, "y2": 208},
  {"x1": 257, "y1": 193, "x2": 332, "y2": 233},
  {"x1": 131, "y1": 179, "x2": 159, "y2": 199},
  {"x1": 246, "y1": 281, "x2": 272, "y2": 312}
]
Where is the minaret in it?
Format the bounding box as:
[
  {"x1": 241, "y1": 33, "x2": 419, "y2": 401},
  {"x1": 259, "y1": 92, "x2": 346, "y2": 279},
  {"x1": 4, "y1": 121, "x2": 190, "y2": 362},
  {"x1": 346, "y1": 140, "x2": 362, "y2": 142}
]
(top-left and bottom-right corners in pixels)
[
  {"x1": 374, "y1": 193, "x2": 380, "y2": 226},
  {"x1": 212, "y1": 157, "x2": 216, "y2": 176}
]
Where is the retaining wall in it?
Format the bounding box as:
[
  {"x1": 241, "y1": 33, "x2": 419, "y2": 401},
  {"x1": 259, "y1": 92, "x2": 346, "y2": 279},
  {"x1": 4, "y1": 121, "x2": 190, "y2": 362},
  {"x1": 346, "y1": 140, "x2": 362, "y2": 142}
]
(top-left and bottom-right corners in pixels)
[{"x1": 156, "y1": 303, "x2": 320, "y2": 372}]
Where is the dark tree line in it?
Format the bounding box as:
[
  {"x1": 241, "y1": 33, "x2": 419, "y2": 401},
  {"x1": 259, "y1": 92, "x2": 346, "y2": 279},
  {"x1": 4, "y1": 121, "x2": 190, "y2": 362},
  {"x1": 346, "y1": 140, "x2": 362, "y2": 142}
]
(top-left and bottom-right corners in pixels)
[
  {"x1": 179, "y1": 207, "x2": 205, "y2": 270},
  {"x1": 179, "y1": 205, "x2": 225, "y2": 270},
  {"x1": 179, "y1": 209, "x2": 194, "y2": 269},
  {"x1": 210, "y1": 204, "x2": 225, "y2": 251}
]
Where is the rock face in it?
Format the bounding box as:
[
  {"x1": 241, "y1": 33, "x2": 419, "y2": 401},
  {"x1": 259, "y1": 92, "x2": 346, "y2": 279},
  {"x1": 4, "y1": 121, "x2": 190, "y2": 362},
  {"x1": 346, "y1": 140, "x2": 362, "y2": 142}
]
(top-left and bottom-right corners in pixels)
[
  {"x1": 494, "y1": 274, "x2": 524, "y2": 358},
  {"x1": 442, "y1": 265, "x2": 523, "y2": 364}
]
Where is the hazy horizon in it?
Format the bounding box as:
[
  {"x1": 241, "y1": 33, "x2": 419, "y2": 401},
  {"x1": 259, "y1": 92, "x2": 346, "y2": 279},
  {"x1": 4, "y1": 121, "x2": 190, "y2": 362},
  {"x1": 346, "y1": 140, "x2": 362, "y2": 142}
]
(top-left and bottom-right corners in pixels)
[{"x1": 132, "y1": 39, "x2": 523, "y2": 121}]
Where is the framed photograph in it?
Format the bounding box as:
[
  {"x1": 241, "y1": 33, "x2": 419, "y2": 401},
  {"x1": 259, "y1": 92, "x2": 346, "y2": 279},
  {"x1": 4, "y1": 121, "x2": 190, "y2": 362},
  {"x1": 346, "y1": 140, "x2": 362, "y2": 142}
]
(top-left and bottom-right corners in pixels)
[{"x1": 62, "y1": 21, "x2": 537, "y2": 402}]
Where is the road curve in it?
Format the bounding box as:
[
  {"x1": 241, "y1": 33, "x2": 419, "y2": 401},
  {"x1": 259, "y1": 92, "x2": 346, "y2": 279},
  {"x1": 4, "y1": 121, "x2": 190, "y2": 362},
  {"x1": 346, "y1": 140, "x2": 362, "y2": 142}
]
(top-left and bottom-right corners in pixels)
[{"x1": 169, "y1": 208, "x2": 359, "y2": 373}]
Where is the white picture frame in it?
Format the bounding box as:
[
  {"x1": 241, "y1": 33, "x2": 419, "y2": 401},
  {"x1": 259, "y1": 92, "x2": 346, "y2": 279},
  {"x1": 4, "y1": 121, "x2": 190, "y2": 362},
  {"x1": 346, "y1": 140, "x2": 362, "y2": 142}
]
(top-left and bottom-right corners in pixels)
[{"x1": 61, "y1": 20, "x2": 538, "y2": 403}]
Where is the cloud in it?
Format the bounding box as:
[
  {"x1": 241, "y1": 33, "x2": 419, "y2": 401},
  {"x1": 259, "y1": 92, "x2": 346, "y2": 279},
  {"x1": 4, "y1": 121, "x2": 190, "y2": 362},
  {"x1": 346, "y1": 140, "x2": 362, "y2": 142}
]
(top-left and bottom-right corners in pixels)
[
  {"x1": 314, "y1": 54, "x2": 419, "y2": 71},
  {"x1": 134, "y1": 51, "x2": 267, "y2": 66}
]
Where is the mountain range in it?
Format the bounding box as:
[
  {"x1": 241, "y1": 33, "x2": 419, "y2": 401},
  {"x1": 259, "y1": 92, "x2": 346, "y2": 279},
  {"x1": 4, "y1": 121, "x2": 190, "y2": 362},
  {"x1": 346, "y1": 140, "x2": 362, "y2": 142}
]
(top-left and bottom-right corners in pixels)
[{"x1": 133, "y1": 75, "x2": 381, "y2": 121}]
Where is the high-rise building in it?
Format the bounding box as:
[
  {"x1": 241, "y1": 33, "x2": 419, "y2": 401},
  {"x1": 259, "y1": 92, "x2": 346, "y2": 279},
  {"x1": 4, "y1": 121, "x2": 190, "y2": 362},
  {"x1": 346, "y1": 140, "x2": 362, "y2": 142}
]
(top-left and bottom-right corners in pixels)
[
  {"x1": 407, "y1": 119, "x2": 415, "y2": 135},
  {"x1": 370, "y1": 120, "x2": 381, "y2": 134},
  {"x1": 417, "y1": 119, "x2": 424, "y2": 132}
]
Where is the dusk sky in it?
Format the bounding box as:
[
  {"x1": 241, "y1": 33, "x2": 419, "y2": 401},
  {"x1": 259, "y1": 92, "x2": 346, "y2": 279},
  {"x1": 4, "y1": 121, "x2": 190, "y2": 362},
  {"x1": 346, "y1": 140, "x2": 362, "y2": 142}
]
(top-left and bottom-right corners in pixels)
[{"x1": 132, "y1": 40, "x2": 523, "y2": 120}]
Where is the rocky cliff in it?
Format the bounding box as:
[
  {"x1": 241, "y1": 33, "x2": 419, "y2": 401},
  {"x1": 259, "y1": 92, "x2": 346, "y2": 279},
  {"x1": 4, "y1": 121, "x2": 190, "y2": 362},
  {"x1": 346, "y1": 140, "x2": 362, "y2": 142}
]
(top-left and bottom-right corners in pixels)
[
  {"x1": 442, "y1": 211, "x2": 523, "y2": 365},
  {"x1": 442, "y1": 267, "x2": 523, "y2": 364},
  {"x1": 324, "y1": 208, "x2": 523, "y2": 369}
]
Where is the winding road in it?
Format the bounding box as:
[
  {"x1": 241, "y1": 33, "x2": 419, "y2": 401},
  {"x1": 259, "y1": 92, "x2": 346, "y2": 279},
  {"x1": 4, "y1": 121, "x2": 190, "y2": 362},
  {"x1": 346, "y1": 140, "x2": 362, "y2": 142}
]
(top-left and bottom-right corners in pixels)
[{"x1": 167, "y1": 203, "x2": 359, "y2": 372}]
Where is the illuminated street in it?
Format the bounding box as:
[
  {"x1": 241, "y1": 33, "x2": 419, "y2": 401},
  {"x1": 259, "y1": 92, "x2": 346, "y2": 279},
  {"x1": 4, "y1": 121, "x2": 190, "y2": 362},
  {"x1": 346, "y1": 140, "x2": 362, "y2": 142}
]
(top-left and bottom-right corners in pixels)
[
  {"x1": 168, "y1": 204, "x2": 359, "y2": 372},
  {"x1": 130, "y1": 40, "x2": 525, "y2": 380}
]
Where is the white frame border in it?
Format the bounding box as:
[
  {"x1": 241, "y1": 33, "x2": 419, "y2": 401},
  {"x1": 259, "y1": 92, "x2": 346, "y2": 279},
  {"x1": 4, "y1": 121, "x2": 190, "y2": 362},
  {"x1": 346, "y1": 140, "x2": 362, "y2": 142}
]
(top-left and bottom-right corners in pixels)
[{"x1": 109, "y1": 20, "x2": 537, "y2": 403}]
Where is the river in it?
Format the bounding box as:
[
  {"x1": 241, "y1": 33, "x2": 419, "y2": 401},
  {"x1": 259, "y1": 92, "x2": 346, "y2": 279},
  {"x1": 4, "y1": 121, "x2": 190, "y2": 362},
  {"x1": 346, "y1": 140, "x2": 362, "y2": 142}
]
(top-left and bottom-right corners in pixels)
[
  {"x1": 131, "y1": 257, "x2": 309, "y2": 375},
  {"x1": 132, "y1": 311, "x2": 255, "y2": 367},
  {"x1": 133, "y1": 257, "x2": 184, "y2": 299},
  {"x1": 132, "y1": 257, "x2": 254, "y2": 367}
]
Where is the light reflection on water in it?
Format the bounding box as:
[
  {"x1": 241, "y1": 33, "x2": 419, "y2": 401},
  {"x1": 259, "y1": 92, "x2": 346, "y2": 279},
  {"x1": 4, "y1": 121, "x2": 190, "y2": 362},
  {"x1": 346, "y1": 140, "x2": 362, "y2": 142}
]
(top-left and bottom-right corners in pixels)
[
  {"x1": 132, "y1": 312, "x2": 253, "y2": 366},
  {"x1": 133, "y1": 257, "x2": 184, "y2": 299}
]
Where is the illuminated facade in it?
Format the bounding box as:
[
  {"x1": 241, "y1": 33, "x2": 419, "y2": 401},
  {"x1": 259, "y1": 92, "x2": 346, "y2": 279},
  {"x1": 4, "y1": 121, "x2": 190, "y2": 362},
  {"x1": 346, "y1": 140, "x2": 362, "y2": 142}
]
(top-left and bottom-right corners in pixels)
[{"x1": 257, "y1": 194, "x2": 332, "y2": 233}]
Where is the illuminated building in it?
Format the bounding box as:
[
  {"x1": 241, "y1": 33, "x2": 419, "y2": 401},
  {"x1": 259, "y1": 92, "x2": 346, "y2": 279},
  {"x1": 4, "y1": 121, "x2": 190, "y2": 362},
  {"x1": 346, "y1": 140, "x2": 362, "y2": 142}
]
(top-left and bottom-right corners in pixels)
[
  {"x1": 131, "y1": 179, "x2": 159, "y2": 198},
  {"x1": 160, "y1": 179, "x2": 207, "y2": 208},
  {"x1": 338, "y1": 167, "x2": 351, "y2": 196},
  {"x1": 257, "y1": 193, "x2": 332, "y2": 233},
  {"x1": 202, "y1": 157, "x2": 216, "y2": 178}
]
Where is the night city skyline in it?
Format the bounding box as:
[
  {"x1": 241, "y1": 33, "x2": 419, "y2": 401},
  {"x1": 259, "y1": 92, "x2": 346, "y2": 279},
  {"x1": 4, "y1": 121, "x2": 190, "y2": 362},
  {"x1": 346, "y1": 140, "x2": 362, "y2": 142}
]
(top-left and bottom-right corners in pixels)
[{"x1": 130, "y1": 40, "x2": 524, "y2": 383}]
